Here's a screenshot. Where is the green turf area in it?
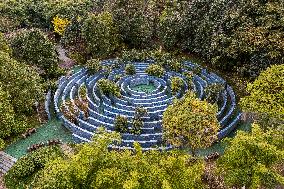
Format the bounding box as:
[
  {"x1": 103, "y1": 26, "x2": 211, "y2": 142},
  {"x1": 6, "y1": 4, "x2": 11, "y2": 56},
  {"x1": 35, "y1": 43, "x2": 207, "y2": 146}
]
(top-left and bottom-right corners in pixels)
[
  {"x1": 4, "y1": 119, "x2": 73, "y2": 159},
  {"x1": 131, "y1": 84, "x2": 156, "y2": 93}
]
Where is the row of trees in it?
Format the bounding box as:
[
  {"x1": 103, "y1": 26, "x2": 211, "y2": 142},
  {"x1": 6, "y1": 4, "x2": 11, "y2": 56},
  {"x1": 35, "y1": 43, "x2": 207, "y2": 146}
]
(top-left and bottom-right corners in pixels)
[
  {"x1": 0, "y1": 33, "x2": 45, "y2": 148},
  {"x1": 2, "y1": 0, "x2": 283, "y2": 78}
]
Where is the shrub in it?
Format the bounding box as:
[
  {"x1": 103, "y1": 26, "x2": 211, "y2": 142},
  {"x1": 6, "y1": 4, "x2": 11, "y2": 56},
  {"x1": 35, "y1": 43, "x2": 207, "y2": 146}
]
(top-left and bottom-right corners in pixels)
[
  {"x1": 97, "y1": 79, "x2": 121, "y2": 98},
  {"x1": 52, "y1": 15, "x2": 70, "y2": 36},
  {"x1": 32, "y1": 130, "x2": 205, "y2": 189},
  {"x1": 85, "y1": 59, "x2": 102, "y2": 75},
  {"x1": 0, "y1": 51, "x2": 44, "y2": 114},
  {"x1": 163, "y1": 92, "x2": 220, "y2": 156},
  {"x1": 114, "y1": 115, "x2": 128, "y2": 133},
  {"x1": 82, "y1": 12, "x2": 120, "y2": 58},
  {"x1": 145, "y1": 64, "x2": 165, "y2": 77},
  {"x1": 171, "y1": 77, "x2": 183, "y2": 94},
  {"x1": 131, "y1": 118, "x2": 143, "y2": 135},
  {"x1": 11, "y1": 29, "x2": 60, "y2": 79},
  {"x1": 217, "y1": 124, "x2": 284, "y2": 188},
  {"x1": 5, "y1": 146, "x2": 64, "y2": 189},
  {"x1": 204, "y1": 83, "x2": 225, "y2": 104},
  {"x1": 125, "y1": 64, "x2": 136, "y2": 75},
  {"x1": 0, "y1": 32, "x2": 11, "y2": 54},
  {"x1": 0, "y1": 86, "x2": 15, "y2": 139},
  {"x1": 240, "y1": 64, "x2": 284, "y2": 127}
]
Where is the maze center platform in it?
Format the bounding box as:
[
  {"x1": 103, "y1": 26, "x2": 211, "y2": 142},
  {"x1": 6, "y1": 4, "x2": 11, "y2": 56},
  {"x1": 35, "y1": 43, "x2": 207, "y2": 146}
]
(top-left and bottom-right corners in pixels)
[
  {"x1": 131, "y1": 84, "x2": 156, "y2": 93},
  {"x1": 54, "y1": 60, "x2": 241, "y2": 150}
]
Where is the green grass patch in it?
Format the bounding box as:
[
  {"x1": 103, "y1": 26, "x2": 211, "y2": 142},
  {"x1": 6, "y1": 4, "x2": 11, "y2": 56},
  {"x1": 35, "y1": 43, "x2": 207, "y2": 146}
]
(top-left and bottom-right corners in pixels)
[{"x1": 4, "y1": 119, "x2": 73, "y2": 159}]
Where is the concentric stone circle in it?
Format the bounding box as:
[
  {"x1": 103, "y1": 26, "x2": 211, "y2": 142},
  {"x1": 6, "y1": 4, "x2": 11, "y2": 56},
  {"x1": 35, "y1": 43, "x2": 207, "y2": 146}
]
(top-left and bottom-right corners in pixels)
[{"x1": 54, "y1": 60, "x2": 242, "y2": 150}]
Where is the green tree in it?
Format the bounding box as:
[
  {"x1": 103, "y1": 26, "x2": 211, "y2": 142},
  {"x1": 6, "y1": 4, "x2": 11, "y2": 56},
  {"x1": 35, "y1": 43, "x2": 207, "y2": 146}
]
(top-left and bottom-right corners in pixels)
[
  {"x1": 5, "y1": 146, "x2": 65, "y2": 189},
  {"x1": 31, "y1": 129, "x2": 205, "y2": 189},
  {"x1": 240, "y1": 64, "x2": 284, "y2": 126},
  {"x1": 171, "y1": 77, "x2": 183, "y2": 94},
  {"x1": 11, "y1": 29, "x2": 60, "y2": 79},
  {"x1": 145, "y1": 64, "x2": 165, "y2": 77},
  {"x1": 0, "y1": 85, "x2": 15, "y2": 139},
  {"x1": 82, "y1": 12, "x2": 120, "y2": 58},
  {"x1": 97, "y1": 79, "x2": 121, "y2": 98},
  {"x1": 163, "y1": 92, "x2": 220, "y2": 156},
  {"x1": 0, "y1": 51, "x2": 44, "y2": 114},
  {"x1": 217, "y1": 123, "x2": 284, "y2": 189}
]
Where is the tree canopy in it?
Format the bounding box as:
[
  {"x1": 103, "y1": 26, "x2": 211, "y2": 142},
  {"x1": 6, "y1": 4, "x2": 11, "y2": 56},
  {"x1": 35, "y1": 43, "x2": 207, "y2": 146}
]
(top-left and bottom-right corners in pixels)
[
  {"x1": 217, "y1": 123, "x2": 284, "y2": 189},
  {"x1": 163, "y1": 92, "x2": 220, "y2": 156}
]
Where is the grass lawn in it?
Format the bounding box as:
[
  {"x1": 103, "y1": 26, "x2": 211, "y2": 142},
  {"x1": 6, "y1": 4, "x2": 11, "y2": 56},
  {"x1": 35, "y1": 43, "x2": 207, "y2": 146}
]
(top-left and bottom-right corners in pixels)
[{"x1": 4, "y1": 119, "x2": 73, "y2": 159}]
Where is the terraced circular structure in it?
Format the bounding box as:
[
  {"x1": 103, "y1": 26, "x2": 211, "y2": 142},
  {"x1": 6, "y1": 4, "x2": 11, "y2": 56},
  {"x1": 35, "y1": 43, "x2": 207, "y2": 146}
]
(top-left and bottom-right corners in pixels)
[{"x1": 54, "y1": 60, "x2": 242, "y2": 150}]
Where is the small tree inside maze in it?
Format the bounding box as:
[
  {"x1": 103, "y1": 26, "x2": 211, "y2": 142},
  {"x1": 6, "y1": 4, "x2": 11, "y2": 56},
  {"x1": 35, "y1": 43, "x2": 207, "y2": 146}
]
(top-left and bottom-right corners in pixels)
[
  {"x1": 131, "y1": 107, "x2": 148, "y2": 135},
  {"x1": 163, "y1": 92, "x2": 220, "y2": 156}
]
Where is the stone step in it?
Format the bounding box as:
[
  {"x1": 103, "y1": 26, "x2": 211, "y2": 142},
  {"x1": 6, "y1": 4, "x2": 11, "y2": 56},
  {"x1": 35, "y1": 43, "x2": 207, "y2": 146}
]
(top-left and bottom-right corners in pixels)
[{"x1": 0, "y1": 151, "x2": 17, "y2": 174}]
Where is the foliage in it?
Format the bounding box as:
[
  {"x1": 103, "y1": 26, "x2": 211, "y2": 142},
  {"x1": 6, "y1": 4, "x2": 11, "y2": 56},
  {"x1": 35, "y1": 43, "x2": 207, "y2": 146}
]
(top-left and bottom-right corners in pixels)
[
  {"x1": 97, "y1": 79, "x2": 121, "y2": 98},
  {"x1": 32, "y1": 129, "x2": 205, "y2": 189},
  {"x1": 5, "y1": 146, "x2": 64, "y2": 189},
  {"x1": 82, "y1": 12, "x2": 120, "y2": 58},
  {"x1": 60, "y1": 100, "x2": 79, "y2": 124},
  {"x1": 0, "y1": 32, "x2": 11, "y2": 54},
  {"x1": 11, "y1": 29, "x2": 60, "y2": 79},
  {"x1": 146, "y1": 64, "x2": 165, "y2": 77},
  {"x1": 114, "y1": 115, "x2": 128, "y2": 133},
  {"x1": 0, "y1": 0, "x2": 95, "y2": 28},
  {"x1": 85, "y1": 58, "x2": 102, "y2": 75},
  {"x1": 0, "y1": 51, "x2": 44, "y2": 114},
  {"x1": 125, "y1": 64, "x2": 136, "y2": 75},
  {"x1": 240, "y1": 64, "x2": 284, "y2": 126},
  {"x1": 52, "y1": 15, "x2": 70, "y2": 36},
  {"x1": 163, "y1": 92, "x2": 220, "y2": 156},
  {"x1": 106, "y1": 0, "x2": 155, "y2": 48},
  {"x1": 217, "y1": 124, "x2": 284, "y2": 188},
  {"x1": 131, "y1": 118, "x2": 143, "y2": 135},
  {"x1": 171, "y1": 77, "x2": 183, "y2": 94},
  {"x1": 204, "y1": 83, "x2": 225, "y2": 104},
  {"x1": 0, "y1": 85, "x2": 15, "y2": 139}
]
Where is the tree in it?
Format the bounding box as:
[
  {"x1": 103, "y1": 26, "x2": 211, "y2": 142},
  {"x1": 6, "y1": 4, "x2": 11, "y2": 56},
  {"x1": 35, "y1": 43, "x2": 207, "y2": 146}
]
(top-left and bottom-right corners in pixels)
[
  {"x1": 217, "y1": 123, "x2": 284, "y2": 189},
  {"x1": 30, "y1": 128, "x2": 205, "y2": 189},
  {"x1": 11, "y1": 29, "x2": 60, "y2": 79},
  {"x1": 145, "y1": 64, "x2": 165, "y2": 77},
  {"x1": 0, "y1": 85, "x2": 15, "y2": 139},
  {"x1": 163, "y1": 92, "x2": 220, "y2": 156},
  {"x1": 0, "y1": 51, "x2": 44, "y2": 114},
  {"x1": 240, "y1": 64, "x2": 284, "y2": 127},
  {"x1": 82, "y1": 12, "x2": 120, "y2": 58}
]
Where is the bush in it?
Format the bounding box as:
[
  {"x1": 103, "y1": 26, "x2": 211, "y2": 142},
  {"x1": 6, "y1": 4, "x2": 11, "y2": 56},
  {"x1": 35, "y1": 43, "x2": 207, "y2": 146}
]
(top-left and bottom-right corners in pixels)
[
  {"x1": 0, "y1": 32, "x2": 11, "y2": 54},
  {"x1": 145, "y1": 64, "x2": 165, "y2": 77},
  {"x1": 0, "y1": 51, "x2": 44, "y2": 114},
  {"x1": 11, "y1": 29, "x2": 60, "y2": 79},
  {"x1": 125, "y1": 64, "x2": 136, "y2": 75},
  {"x1": 240, "y1": 64, "x2": 284, "y2": 127},
  {"x1": 86, "y1": 59, "x2": 102, "y2": 75},
  {"x1": 204, "y1": 83, "x2": 225, "y2": 104},
  {"x1": 5, "y1": 146, "x2": 64, "y2": 189},
  {"x1": 52, "y1": 15, "x2": 70, "y2": 36},
  {"x1": 97, "y1": 79, "x2": 121, "y2": 98},
  {"x1": 82, "y1": 12, "x2": 120, "y2": 58},
  {"x1": 114, "y1": 115, "x2": 128, "y2": 133},
  {"x1": 171, "y1": 77, "x2": 183, "y2": 94},
  {"x1": 32, "y1": 130, "x2": 205, "y2": 189},
  {"x1": 163, "y1": 92, "x2": 220, "y2": 156},
  {"x1": 217, "y1": 124, "x2": 284, "y2": 188}
]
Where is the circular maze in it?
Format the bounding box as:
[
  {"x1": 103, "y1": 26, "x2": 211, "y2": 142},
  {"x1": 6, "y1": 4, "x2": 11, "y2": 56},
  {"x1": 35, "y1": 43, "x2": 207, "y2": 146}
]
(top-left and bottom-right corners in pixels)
[{"x1": 54, "y1": 60, "x2": 242, "y2": 150}]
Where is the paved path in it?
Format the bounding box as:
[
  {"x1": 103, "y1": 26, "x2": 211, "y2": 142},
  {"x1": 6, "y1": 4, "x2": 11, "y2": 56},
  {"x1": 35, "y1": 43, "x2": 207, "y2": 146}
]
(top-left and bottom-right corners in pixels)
[{"x1": 56, "y1": 45, "x2": 75, "y2": 69}]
